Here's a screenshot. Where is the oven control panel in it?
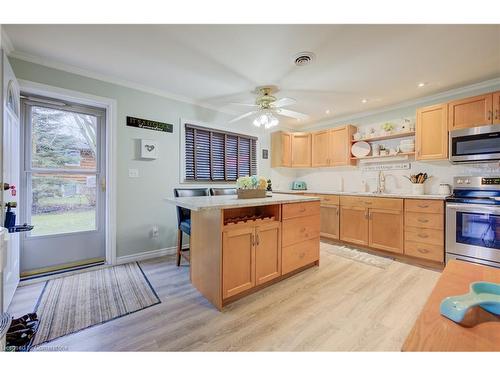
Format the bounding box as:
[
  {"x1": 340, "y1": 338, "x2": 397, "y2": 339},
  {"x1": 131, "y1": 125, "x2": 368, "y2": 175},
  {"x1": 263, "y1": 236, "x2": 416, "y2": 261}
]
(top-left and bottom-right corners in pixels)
[{"x1": 482, "y1": 177, "x2": 500, "y2": 185}]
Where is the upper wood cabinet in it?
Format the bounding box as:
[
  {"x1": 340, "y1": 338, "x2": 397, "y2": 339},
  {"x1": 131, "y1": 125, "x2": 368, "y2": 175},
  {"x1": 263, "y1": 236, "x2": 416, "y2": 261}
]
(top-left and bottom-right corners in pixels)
[
  {"x1": 493, "y1": 91, "x2": 500, "y2": 124},
  {"x1": 311, "y1": 125, "x2": 356, "y2": 167},
  {"x1": 448, "y1": 93, "x2": 494, "y2": 130},
  {"x1": 291, "y1": 132, "x2": 312, "y2": 167},
  {"x1": 416, "y1": 103, "x2": 448, "y2": 161},
  {"x1": 271, "y1": 131, "x2": 292, "y2": 167},
  {"x1": 311, "y1": 129, "x2": 331, "y2": 167}
]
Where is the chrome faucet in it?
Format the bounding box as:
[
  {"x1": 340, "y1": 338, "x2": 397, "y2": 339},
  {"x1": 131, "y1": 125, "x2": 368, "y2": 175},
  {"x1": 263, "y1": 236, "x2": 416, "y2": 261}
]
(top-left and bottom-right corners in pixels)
[{"x1": 376, "y1": 171, "x2": 386, "y2": 194}]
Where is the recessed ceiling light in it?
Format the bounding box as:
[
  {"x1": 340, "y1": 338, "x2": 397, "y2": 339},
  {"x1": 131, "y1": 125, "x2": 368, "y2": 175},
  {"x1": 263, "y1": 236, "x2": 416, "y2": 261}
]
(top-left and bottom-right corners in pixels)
[
  {"x1": 325, "y1": 109, "x2": 331, "y2": 115},
  {"x1": 417, "y1": 82, "x2": 426, "y2": 88},
  {"x1": 361, "y1": 99, "x2": 368, "y2": 104}
]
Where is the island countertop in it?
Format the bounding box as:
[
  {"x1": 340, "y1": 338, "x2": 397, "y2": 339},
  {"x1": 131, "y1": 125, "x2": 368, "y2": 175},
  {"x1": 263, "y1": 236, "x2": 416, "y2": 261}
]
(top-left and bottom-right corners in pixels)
[{"x1": 165, "y1": 192, "x2": 320, "y2": 211}]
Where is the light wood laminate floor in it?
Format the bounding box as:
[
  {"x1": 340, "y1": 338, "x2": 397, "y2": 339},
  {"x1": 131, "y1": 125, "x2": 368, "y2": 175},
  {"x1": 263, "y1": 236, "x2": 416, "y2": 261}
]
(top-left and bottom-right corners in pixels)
[{"x1": 8, "y1": 242, "x2": 440, "y2": 351}]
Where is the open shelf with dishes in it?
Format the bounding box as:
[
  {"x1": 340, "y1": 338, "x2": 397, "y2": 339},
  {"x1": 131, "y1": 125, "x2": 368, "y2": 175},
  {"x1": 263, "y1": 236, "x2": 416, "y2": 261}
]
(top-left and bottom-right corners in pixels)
[
  {"x1": 350, "y1": 130, "x2": 415, "y2": 143},
  {"x1": 350, "y1": 151, "x2": 415, "y2": 161}
]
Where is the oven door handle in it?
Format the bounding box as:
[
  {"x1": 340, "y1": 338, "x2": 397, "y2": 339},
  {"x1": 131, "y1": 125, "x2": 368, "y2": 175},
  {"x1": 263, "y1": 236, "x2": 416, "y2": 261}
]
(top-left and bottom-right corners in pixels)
[{"x1": 446, "y1": 203, "x2": 500, "y2": 214}]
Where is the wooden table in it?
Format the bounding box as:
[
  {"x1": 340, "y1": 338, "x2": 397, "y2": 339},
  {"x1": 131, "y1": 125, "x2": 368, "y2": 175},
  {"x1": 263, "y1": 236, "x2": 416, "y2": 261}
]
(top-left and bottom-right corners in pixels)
[{"x1": 403, "y1": 260, "x2": 500, "y2": 351}]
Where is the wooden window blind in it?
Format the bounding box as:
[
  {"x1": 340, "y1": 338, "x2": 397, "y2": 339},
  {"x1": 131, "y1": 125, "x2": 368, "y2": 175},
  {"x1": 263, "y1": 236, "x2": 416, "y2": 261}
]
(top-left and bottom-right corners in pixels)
[{"x1": 185, "y1": 124, "x2": 258, "y2": 181}]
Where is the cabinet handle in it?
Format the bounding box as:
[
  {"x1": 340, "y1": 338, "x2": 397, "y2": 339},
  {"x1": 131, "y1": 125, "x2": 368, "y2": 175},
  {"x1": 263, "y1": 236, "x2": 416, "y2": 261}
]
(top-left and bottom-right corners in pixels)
[
  {"x1": 496, "y1": 109, "x2": 499, "y2": 120},
  {"x1": 417, "y1": 248, "x2": 430, "y2": 254},
  {"x1": 300, "y1": 227, "x2": 306, "y2": 233},
  {"x1": 418, "y1": 218, "x2": 429, "y2": 223},
  {"x1": 299, "y1": 252, "x2": 305, "y2": 259},
  {"x1": 251, "y1": 233, "x2": 255, "y2": 246},
  {"x1": 256, "y1": 233, "x2": 260, "y2": 246},
  {"x1": 417, "y1": 204, "x2": 429, "y2": 208},
  {"x1": 364, "y1": 211, "x2": 369, "y2": 219},
  {"x1": 336, "y1": 209, "x2": 339, "y2": 216},
  {"x1": 418, "y1": 233, "x2": 429, "y2": 238},
  {"x1": 364, "y1": 201, "x2": 372, "y2": 205},
  {"x1": 300, "y1": 207, "x2": 306, "y2": 212},
  {"x1": 488, "y1": 110, "x2": 492, "y2": 121}
]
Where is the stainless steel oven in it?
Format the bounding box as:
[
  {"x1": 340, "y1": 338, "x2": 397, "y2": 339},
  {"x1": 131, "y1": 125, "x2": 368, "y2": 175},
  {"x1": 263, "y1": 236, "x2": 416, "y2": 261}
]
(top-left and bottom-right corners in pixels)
[
  {"x1": 446, "y1": 176, "x2": 500, "y2": 268},
  {"x1": 449, "y1": 124, "x2": 500, "y2": 163}
]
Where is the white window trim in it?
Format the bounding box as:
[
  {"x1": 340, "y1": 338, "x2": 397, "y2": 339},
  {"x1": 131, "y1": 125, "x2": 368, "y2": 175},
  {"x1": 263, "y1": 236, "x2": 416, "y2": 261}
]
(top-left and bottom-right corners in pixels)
[
  {"x1": 18, "y1": 79, "x2": 118, "y2": 265},
  {"x1": 179, "y1": 117, "x2": 259, "y2": 184}
]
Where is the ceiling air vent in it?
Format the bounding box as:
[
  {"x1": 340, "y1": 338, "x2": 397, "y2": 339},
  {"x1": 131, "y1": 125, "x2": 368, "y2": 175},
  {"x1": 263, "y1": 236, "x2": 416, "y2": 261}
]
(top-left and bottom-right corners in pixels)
[{"x1": 294, "y1": 52, "x2": 315, "y2": 66}]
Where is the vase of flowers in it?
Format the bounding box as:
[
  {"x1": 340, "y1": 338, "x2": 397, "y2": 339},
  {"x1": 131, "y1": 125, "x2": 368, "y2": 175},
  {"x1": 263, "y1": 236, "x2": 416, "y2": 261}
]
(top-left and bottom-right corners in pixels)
[{"x1": 236, "y1": 175, "x2": 269, "y2": 199}]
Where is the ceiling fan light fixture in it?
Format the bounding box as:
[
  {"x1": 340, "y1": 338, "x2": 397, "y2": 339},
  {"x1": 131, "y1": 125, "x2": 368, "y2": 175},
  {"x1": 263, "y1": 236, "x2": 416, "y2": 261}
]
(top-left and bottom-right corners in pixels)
[{"x1": 253, "y1": 111, "x2": 279, "y2": 129}]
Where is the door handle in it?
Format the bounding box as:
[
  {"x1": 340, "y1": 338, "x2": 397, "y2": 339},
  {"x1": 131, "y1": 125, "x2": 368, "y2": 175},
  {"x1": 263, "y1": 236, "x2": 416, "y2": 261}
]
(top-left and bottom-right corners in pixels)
[{"x1": 100, "y1": 177, "x2": 106, "y2": 192}]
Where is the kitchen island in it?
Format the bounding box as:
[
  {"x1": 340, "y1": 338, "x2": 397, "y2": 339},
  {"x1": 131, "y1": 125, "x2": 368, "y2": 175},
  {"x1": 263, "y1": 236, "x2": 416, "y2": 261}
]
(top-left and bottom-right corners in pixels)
[{"x1": 166, "y1": 193, "x2": 321, "y2": 310}]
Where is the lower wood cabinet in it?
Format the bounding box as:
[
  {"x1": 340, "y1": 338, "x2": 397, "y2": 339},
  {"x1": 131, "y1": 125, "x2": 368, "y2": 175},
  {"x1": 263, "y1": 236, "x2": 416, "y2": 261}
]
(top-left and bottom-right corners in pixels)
[
  {"x1": 340, "y1": 198, "x2": 404, "y2": 254},
  {"x1": 222, "y1": 221, "x2": 281, "y2": 299},
  {"x1": 368, "y1": 208, "x2": 404, "y2": 254},
  {"x1": 222, "y1": 226, "x2": 255, "y2": 299},
  {"x1": 320, "y1": 205, "x2": 339, "y2": 240},
  {"x1": 339, "y1": 206, "x2": 369, "y2": 245},
  {"x1": 255, "y1": 221, "x2": 281, "y2": 285},
  {"x1": 282, "y1": 238, "x2": 319, "y2": 275}
]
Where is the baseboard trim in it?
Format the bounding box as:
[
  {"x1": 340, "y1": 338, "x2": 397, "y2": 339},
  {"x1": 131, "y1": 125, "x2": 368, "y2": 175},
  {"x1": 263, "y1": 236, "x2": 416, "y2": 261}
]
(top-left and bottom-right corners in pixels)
[{"x1": 115, "y1": 245, "x2": 188, "y2": 264}]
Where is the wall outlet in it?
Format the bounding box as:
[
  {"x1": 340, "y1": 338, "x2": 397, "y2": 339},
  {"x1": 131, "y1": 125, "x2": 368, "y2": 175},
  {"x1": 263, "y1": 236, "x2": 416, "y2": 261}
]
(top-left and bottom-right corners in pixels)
[
  {"x1": 151, "y1": 225, "x2": 159, "y2": 238},
  {"x1": 128, "y1": 168, "x2": 139, "y2": 178}
]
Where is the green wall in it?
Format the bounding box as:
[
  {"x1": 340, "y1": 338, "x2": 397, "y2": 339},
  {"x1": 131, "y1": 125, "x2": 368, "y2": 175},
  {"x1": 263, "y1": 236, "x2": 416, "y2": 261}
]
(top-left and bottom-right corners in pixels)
[{"x1": 10, "y1": 57, "x2": 266, "y2": 258}]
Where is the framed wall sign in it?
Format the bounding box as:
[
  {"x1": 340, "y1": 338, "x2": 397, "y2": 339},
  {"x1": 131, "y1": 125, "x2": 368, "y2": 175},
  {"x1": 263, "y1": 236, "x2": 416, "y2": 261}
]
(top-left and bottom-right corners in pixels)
[
  {"x1": 140, "y1": 139, "x2": 159, "y2": 159},
  {"x1": 127, "y1": 116, "x2": 173, "y2": 133}
]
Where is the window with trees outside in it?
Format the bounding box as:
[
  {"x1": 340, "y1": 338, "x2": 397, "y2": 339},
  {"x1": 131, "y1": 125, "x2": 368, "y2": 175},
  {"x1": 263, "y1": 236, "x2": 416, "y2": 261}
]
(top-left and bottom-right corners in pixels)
[{"x1": 185, "y1": 123, "x2": 257, "y2": 181}]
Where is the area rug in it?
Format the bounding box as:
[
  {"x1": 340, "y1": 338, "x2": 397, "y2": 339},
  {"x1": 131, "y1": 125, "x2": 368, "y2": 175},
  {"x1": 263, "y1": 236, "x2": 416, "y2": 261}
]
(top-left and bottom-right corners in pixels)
[
  {"x1": 323, "y1": 244, "x2": 394, "y2": 269},
  {"x1": 31, "y1": 262, "x2": 160, "y2": 348}
]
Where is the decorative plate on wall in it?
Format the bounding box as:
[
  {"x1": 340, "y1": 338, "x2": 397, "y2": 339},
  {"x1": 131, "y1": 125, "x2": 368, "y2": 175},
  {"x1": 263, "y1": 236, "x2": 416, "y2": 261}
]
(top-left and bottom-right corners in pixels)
[{"x1": 351, "y1": 141, "x2": 371, "y2": 158}]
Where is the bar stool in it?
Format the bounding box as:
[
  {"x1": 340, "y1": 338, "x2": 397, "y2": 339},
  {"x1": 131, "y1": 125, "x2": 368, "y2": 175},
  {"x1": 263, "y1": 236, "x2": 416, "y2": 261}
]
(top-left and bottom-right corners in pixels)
[
  {"x1": 209, "y1": 187, "x2": 237, "y2": 196},
  {"x1": 173, "y1": 188, "x2": 210, "y2": 266}
]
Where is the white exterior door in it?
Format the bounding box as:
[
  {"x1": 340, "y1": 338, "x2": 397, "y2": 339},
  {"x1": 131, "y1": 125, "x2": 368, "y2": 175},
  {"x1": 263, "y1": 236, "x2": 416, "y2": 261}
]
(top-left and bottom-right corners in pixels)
[{"x1": 2, "y1": 51, "x2": 21, "y2": 310}]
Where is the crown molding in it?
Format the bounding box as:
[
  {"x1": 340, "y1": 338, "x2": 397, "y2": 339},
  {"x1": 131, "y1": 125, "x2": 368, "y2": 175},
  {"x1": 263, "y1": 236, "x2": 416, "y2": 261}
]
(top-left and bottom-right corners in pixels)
[
  {"x1": 7, "y1": 49, "x2": 239, "y2": 117},
  {"x1": 299, "y1": 76, "x2": 500, "y2": 130}
]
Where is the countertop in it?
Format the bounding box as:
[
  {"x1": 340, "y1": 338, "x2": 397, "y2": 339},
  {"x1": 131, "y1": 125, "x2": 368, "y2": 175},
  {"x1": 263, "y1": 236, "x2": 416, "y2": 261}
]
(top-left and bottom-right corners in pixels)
[
  {"x1": 402, "y1": 260, "x2": 500, "y2": 351},
  {"x1": 274, "y1": 189, "x2": 449, "y2": 200},
  {"x1": 165, "y1": 193, "x2": 320, "y2": 211}
]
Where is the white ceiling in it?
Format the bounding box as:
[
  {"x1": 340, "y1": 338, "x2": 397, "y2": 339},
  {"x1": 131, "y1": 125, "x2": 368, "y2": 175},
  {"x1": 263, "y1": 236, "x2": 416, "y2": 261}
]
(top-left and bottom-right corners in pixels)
[{"x1": 5, "y1": 24, "x2": 500, "y2": 127}]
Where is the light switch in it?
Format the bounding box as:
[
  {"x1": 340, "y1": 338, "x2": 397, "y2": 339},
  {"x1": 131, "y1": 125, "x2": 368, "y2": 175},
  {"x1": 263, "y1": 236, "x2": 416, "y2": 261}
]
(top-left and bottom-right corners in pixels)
[{"x1": 128, "y1": 168, "x2": 139, "y2": 178}]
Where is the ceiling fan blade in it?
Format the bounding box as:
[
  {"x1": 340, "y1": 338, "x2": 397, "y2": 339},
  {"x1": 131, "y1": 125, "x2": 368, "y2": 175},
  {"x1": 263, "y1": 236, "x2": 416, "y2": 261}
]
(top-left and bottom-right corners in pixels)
[
  {"x1": 276, "y1": 108, "x2": 309, "y2": 120},
  {"x1": 229, "y1": 102, "x2": 259, "y2": 107},
  {"x1": 272, "y1": 97, "x2": 296, "y2": 108},
  {"x1": 228, "y1": 111, "x2": 259, "y2": 123}
]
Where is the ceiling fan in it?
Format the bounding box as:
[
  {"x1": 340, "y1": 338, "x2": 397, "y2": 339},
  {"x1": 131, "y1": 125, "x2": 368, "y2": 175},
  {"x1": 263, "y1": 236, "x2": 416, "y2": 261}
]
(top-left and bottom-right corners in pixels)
[{"x1": 228, "y1": 86, "x2": 309, "y2": 128}]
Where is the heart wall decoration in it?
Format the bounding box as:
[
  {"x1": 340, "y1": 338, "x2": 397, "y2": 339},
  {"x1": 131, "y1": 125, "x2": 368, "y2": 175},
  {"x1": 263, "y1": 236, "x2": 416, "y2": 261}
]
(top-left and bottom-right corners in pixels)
[{"x1": 140, "y1": 139, "x2": 159, "y2": 159}]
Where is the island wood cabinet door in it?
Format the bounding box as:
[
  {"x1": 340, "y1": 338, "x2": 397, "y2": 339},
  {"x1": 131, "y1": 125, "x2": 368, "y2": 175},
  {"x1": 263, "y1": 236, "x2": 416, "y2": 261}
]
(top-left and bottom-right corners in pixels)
[
  {"x1": 255, "y1": 221, "x2": 281, "y2": 285},
  {"x1": 291, "y1": 133, "x2": 311, "y2": 167},
  {"x1": 448, "y1": 93, "x2": 493, "y2": 130},
  {"x1": 339, "y1": 206, "x2": 368, "y2": 245},
  {"x1": 368, "y1": 208, "x2": 404, "y2": 254},
  {"x1": 320, "y1": 205, "x2": 340, "y2": 240},
  {"x1": 493, "y1": 91, "x2": 500, "y2": 124},
  {"x1": 222, "y1": 226, "x2": 256, "y2": 299},
  {"x1": 416, "y1": 103, "x2": 448, "y2": 160},
  {"x1": 311, "y1": 130, "x2": 331, "y2": 167}
]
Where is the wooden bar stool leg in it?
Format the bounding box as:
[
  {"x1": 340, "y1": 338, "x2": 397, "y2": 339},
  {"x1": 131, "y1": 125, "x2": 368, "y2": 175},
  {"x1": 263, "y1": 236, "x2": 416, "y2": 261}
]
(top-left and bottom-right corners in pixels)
[{"x1": 177, "y1": 228, "x2": 183, "y2": 266}]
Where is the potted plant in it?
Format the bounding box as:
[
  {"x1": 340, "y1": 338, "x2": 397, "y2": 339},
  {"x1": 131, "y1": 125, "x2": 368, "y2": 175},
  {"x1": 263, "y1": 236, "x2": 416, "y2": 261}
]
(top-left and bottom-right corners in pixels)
[
  {"x1": 236, "y1": 175, "x2": 269, "y2": 199},
  {"x1": 382, "y1": 122, "x2": 395, "y2": 135}
]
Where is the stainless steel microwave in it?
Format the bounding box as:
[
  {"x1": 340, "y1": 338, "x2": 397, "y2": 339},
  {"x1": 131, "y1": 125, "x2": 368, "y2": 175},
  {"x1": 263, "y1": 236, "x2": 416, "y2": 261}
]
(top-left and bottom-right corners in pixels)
[{"x1": 449, "y1": 124, "x2": 500, "y2": 163}]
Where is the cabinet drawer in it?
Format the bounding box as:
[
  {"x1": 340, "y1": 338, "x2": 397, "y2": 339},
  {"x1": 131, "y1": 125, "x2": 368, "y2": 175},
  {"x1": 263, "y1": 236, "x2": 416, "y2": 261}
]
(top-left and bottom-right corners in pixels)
[
  {"x1": 405, "y1": 199, "x2": 444, "y2": 214},
  {"x1": 282, "y1": 215, "x2": 320, "y2": 247},
  {"x1": 405, "y1": 212, "x2": 444, "y2": 229},
  {"x1": 282, "y1": 201, "x2": 320, "y2": 219},
  {"x1": 405, "y1": 240, "x2": 444, "y2": 263},
  {"x1": 405, "y1": 226, "x2": 444, "y2": 246},
  {"x1": 340, "y1": 196, "x2": 402, "y2": 210},
  {"x1": 317, "y1": 194, "x2": 340, "y2": 206},
  {"x1": 282, "y1": 238, "x2": 319, "y2": 274}
]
